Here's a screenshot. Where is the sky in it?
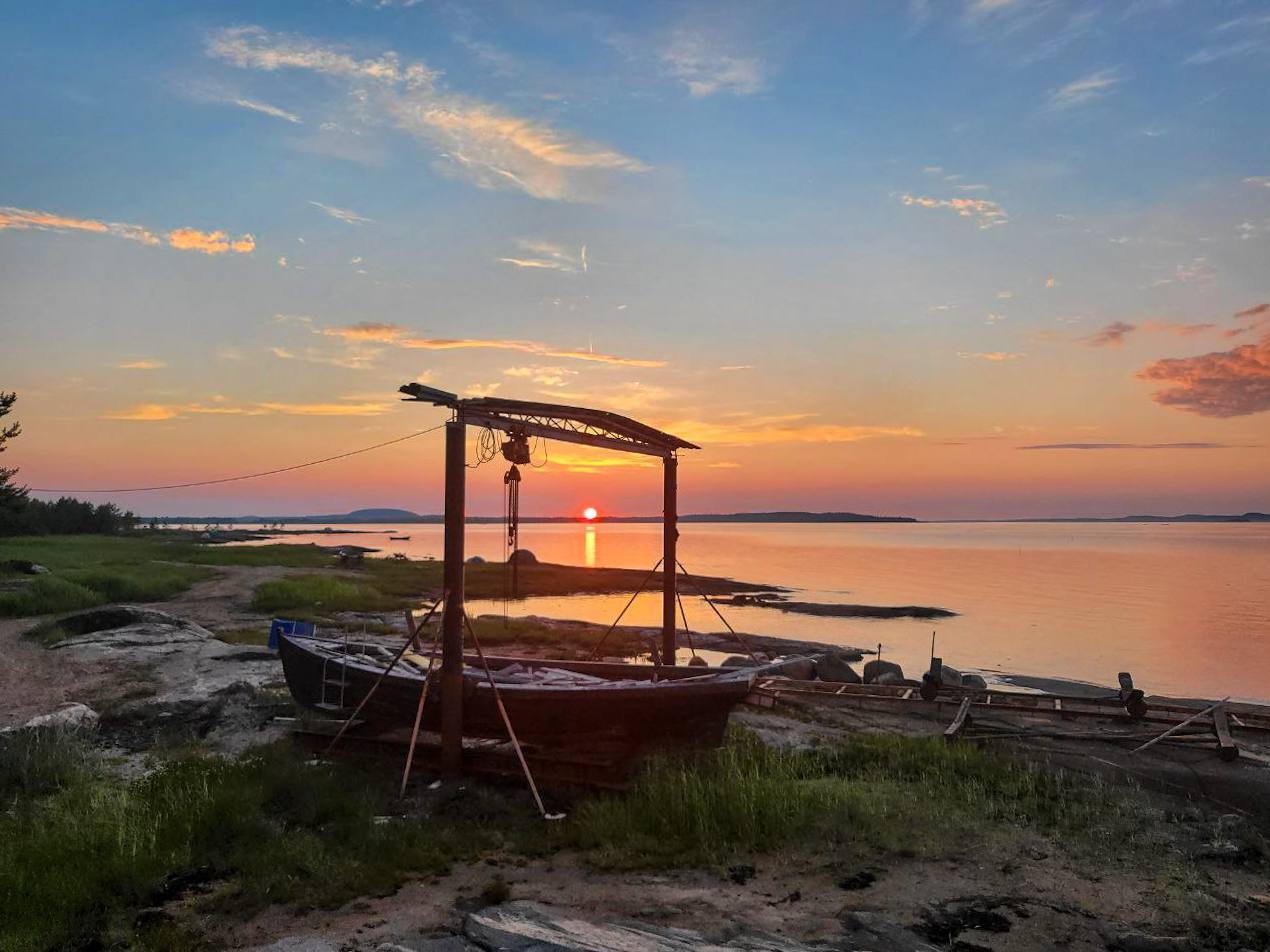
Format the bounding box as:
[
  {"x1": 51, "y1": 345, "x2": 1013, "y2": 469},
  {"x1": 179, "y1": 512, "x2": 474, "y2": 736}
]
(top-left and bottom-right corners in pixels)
[{"x1": 1, "y1": 0, "x2": 1268, "y2": 521}]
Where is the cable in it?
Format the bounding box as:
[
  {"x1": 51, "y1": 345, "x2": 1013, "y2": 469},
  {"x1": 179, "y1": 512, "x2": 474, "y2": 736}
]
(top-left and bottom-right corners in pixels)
[{"x1": 27, "y1": 423, "x2": 447, "y2": 494}]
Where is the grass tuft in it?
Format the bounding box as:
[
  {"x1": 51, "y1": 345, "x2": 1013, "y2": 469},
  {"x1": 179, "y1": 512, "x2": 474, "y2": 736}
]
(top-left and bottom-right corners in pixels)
[
  {"x1": 250, "y1": 575, "x2": 394, "y2": 615},
  {"x1": 569, "y1": 729, "x2": 1160, "y2": 869}
]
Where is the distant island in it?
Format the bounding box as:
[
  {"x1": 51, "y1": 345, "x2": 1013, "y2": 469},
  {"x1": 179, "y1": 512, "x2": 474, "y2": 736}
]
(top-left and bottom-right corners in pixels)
[
  {"x1": 1017, "y1": 513, "x2": 1269, "y2": 524},
  {"x1": 154, "y1": 508, "x2": 919, "y2": 525}
]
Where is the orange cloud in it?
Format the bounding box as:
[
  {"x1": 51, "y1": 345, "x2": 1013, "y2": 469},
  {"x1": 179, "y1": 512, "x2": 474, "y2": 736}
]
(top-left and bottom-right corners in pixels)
[
  {"x1": 957, "y1": 351, "x2": 1025, "y2": 361},
  {"x1": 1083, "y1": 320, "x2": 1218, "y2": 347},
  {"x1": 2, "y1": 205, "x2": 252, "y2": 256},
  {"x1": 101, "y1": 398, "x2": 391, "y2": 421},
  {"x1": 166, "y1": 228, "x2": 255, "y2": 255},
  {"x1": 319, "y1": 322, "x2": 666, "y2": 367},
  {"x1": 664, "y1": 415, "x2": 923, "y2": 447},
  {"x1": 116, "y1": 359, "x2": 166, "y2": 370},
  {"x1": 1136, "y1": 332, "x2": 1270, "y2": 417},
  {"x1": 900, "y1": 193, "x2": 1007, "y2": 229}
]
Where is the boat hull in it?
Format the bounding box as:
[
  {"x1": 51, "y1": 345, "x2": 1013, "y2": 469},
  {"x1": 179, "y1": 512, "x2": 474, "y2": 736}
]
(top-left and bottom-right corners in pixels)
[{"x1": 277, "y1": 634, "x2": 753, "y2": 753}]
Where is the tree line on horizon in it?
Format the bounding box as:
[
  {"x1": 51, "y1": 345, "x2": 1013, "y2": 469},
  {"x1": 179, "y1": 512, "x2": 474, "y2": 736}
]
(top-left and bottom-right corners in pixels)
[{"x1": 0, "y1": 391, "x2": 138, "y2": 537}]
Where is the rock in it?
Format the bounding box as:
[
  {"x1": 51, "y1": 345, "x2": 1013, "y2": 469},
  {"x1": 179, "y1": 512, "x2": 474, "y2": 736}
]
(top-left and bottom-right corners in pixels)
[
  {"x1": 466, "y1": 900, "x2": 827, "y2": 950},
  {"x1": 723, "y1": 655, "x2": 758, "y2": 668},
  {"x1": 816, "y1": 653, "x2": 861, "y2": 684},
  {"x1": 24, "y1": 702, "x2": 99, "y2": 731},
  {"x1": 688, "y1": 655, "x2": 709, "y2": 667},
  {"x1": 875, "y1": 671, "x2": 909, "y2": 686},
  {"x1": 378, "y1": 940, "x2": 478, "y2": 952},
  {"x1": 774, "y1": 657, "x2": 816, "y2": 681},
  {"x1": 914, "y1": 896, "x2": 1025, "y2": 945},
  {"x1": 960, "y1": 673, "x2": 988, "y2": 690},
  {"x1": 938, "y1": 664, "x2": 962, "y2": 687},
  {"x1": 1111, "y1": 934, "x2": 1192, "y2": 952},
  {"x1": 508, "y1": 549, "x2": 538, "y2": 565},
  {"x1": 839, "y1": 912, "x2": 941, "y2": 952},
  {"x1": 252, "y1": 938, "x2": 341, "y2": 952},
  {"x1": 3, "y1": 559, "x2": 48, "y2": 574},
  {"x1": 466, "y1": 555, "x2": 486, "y2": 564},
  {"x1": 863, "y1": 659, "x2": 904, "y2": 684}
]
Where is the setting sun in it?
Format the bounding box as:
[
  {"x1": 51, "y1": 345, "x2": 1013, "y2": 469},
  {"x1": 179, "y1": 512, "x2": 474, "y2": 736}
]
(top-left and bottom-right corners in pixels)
[{"x1": 582, "y1": 506, "x2": 598, "y2": 521}]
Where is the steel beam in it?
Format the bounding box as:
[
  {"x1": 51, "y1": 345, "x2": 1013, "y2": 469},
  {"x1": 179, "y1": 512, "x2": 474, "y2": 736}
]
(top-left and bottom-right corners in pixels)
[
  {"x1": 440, "y1": 419, "x2": 466, "y2": 775},
  {"x1": 662, "y1": 455, "x2": 677, "y2": 666},
  {"x1": 461, "y1": 412, "x2": 671, "y2": 458}
]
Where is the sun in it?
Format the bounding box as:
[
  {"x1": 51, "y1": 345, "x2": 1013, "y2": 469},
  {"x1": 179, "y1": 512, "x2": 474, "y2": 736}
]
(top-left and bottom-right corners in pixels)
[{"x1": 582, "y1": 506, "x2": 598, "y2": 521}]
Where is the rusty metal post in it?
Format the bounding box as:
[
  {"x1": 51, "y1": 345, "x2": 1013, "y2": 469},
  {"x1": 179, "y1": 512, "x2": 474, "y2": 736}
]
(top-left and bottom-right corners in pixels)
[
  {"x1": 662, "y1": 454, "x2": 677, "y2": 666},
  {"x1": 441, "y1": 418, "x2": 466, "y2": 774}
]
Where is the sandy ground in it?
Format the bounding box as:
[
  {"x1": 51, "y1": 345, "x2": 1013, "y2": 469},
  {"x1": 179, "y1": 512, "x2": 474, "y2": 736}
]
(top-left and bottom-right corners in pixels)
[{"x1": 205, "y1": 823, "x2": 1269, "y2": 951}]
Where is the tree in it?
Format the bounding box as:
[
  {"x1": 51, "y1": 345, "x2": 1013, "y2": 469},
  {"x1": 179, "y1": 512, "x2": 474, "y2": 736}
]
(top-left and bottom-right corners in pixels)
[{"x1": 0, "y1": 391, "x2": 29, "y2": 531}]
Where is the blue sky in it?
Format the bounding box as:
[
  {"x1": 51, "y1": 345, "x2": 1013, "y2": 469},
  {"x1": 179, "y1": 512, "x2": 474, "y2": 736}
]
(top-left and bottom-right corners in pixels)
[{"x1": 1, "y1": 1, "x2": 1268, "y2": 518}]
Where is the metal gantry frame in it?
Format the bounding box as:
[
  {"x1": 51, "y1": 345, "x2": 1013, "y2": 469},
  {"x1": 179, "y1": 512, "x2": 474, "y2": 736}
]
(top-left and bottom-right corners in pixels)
[{"x1": 399, "y1": 382, "x2": 700, "y2": 773}]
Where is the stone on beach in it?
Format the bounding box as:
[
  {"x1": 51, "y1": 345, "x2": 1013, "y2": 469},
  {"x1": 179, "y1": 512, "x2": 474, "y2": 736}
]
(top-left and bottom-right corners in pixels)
[
  {"x1": 961, "y1": 673, "x2": 988, "y2": 690},
  {"x1": 22, "y1": 702, "x2": 99, "y2": 732},
  {"x1": 863, "y1": 659, "x2": 904, "y2": 684},
  {"x1": 816, "y1": 653, "x2": 862, "y2": 683}
]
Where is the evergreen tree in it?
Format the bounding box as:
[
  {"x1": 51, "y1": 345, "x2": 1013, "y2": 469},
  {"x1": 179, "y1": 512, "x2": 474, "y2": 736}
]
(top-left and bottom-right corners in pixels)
[{"x1": 0, "y1": 391, "x2": 30, "y2": 532}]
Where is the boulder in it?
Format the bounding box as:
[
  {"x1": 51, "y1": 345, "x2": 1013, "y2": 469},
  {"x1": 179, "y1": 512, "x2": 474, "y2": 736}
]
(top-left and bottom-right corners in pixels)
[
  {"x1": 723, "y1": 655, "x2": 758, "y2": 668},
  {"x1": 863, "y1": 659, "x2": 904, "y2": 684},
  {"x1": 24, "y1": 702, "x2": 99, "y2": 731},
  {"x1": 508, "y1": 549, "x2": 538, "y2": 565},
  {"x1": 466, "y1": 555, "x2": 486, "y2": 564},
  {"x1": 816, "y1": 653, "x2": 862, "y2": 684},
  {"x1": 960, "y1": 673, "x2": 988, "y2": 690},
  {"x1": 775, "y1": 657, "x2": 816, "y2": 681},
  {"x1": 938, "y1": 664, "x2": 962, "y2": 687},
  {"x1": 875, "y1": 671, "x2": 912, "y2": 686},
  {"x1": 466, "y1": 901, "x2": 827, "y2": 951},
  {"x1": 1110, "y1": 934, "x2": 1191, "y2": 952},
  {"x1": 687, "y1": 655, "x2": 709, "y2": 667}
]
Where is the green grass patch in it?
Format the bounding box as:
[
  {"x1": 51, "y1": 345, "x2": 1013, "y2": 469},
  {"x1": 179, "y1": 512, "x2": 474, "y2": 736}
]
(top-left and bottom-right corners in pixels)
[
  {"x1": 0, "y1": 742, "x2": 539, "y2": 951},
  {"x1": 466, "y1": 614, "x2": 644, "y2": 659},
  {"x1": 251, "y1": 575, "x2": 396, "y2": 615},
  {"x1": 0, "y1": 727, "x2": 98, "y2": 803},
  {"x1": 0, "y1": 575, "x2": 101, "y2": 617},
  {"x1": 570, "y1": 729, "x2": 1162, "y2": 870}
]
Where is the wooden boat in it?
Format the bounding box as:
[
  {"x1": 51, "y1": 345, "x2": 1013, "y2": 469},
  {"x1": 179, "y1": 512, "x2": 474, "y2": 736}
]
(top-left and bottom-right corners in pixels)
[{"x1": 277, "y1": 633, "x2": 755, "y2": 753}]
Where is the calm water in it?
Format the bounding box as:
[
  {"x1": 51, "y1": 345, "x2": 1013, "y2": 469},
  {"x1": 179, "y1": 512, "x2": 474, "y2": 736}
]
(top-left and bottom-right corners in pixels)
[{"x1": 232, "y1": 521, "x2": 1270, "y2": 702}]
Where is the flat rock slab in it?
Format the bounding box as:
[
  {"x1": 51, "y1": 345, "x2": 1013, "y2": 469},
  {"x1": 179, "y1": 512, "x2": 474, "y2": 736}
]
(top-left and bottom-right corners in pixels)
[{"x1": 465, "y1": 901, "x2": 830, "y2": 951}]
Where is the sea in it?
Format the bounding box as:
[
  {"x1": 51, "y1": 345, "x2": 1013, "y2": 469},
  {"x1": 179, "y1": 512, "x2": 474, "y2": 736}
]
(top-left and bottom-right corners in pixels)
[{"x1": 228, "y1": 521, "x2": 1270, "y2": 703}]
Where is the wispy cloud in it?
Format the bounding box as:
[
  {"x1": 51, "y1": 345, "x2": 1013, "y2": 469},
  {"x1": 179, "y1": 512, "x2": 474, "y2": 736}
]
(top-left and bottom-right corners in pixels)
[
  {"x1": 1046, "y1": 68, "x2": 1123, "y2": 110},
  {"x1": 319, "y1": 321, "x2": 666, "y2": 367},
  {"x1": 116, "y1": 359, "x2": 166, "y2": 370},
  {"x1": 1082, "y1": 321, "x2": 1137, "y2": 347},
  {"x1": 230, "y1": 98, "x2": 301, "y2": 123},
  {"x1": 1136, "y1": 332, "x2": 1270, "y2": 418},
  {"x1": 958, "y1": 351, "x2": 1025, "y2": 361},
  {"x1": 101, "y1": 397, "x2": 393, "y2": 421},
  {"x1": 1186, "y1": 14, "x2": 1270, "y2": 65},
  {"x1": 497, "y1": 239, "x2": 585, "y2": 272},
  {"x1": 660, "y1": 31, "x2": 764, "y2": 97},
  {"x1": 1019, "y1": 442, "x2": 1247, "y2": 450},
  {"x1": 270, "y1": 345, "x2": 380, "y2": 370},
  {"x1": 665, "y1": 415, "x2": 924, "y2": 447},
  {"x1": 208, "y1": 26, "x2": 648, "y2": 202},
  {"x1": 547, "y1": 451, "x2": 655, "y2": 474},
  {"x1": 899, "y1": 194, "x2": 1007, "y2": 229},
  {"x1": 1, "y1": 206, "x2": 254, "y2": 255},
  {"x1": 1244, "y1": 177, "x2": 1270, "y2": 189},
  {"x1": 503, "y1": 365, "x2": 576, "y2": 387},
  {"x1": 309, "y1": 201, "x2": 374, "y2": 224},
  {"x1": 463, "y1": 382, "x2": 500, "y2": 398}
]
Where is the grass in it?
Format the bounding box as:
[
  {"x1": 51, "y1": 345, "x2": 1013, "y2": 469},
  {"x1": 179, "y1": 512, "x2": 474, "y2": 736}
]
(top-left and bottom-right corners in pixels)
[
  {"x1": 251, "y1": 575, "x2": 397, "y2": 614},
  {"x1": 570, "y1": 729, "x2": 1166, "y2": 870},
  {"x1": 2, "y1": 725, "x2": 1259, "y2": 951},
  {"x1": 0, "y1": 536, "x2": 213, "y2": 618},
  {"x1": 0, "y1": 735, "x2": 540, "y2": 952},
  {"x1": 213, "y1": 626, "x2": 270, "y2": 646}
]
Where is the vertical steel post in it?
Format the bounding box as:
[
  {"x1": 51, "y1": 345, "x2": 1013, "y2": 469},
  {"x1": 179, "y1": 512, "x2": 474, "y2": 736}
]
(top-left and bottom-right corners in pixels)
[
  {"x1": 441, "y1": 418, "x2": 466, "y2": 774},
  {"x1": 662, "y1": 453, "x2": 677, "y2": 666}
]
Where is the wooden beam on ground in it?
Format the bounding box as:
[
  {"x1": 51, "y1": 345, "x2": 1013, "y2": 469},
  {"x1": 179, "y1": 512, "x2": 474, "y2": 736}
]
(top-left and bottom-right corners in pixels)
[
  {"x1": 944, "y1": 696, "x2": 973, "y2": 743},
  {"x1": 1212, "y1": 704, "x2": 1239, "y2": 762}
]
